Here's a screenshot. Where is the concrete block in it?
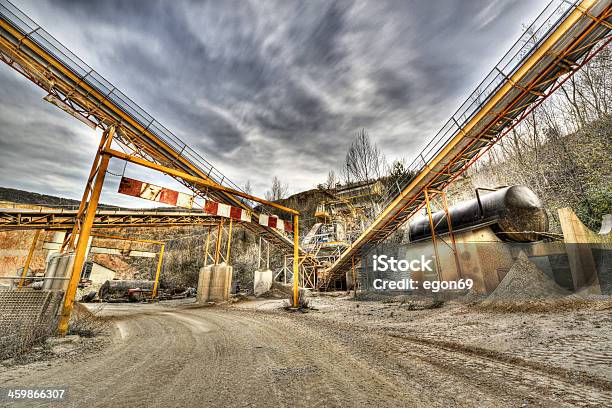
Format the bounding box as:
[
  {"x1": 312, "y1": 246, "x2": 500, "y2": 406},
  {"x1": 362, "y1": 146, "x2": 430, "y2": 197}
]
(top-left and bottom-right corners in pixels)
[
  {"x1": 254, "y1": 269, "x2": 273, "y2": 296},
  {"x1": 197, "y1": 266, "x2": 213, "y2": 303}
]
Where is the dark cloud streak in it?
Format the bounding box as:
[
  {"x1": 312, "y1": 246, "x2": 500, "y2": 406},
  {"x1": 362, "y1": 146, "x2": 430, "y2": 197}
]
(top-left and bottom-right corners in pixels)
[{"x1": 0, "y1": 0, "x2": 547, "y2": 203}]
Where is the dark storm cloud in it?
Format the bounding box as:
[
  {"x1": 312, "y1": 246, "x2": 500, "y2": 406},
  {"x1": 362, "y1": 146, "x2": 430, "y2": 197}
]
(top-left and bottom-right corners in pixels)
[{"x1": 0, "y1": 0, "x2": 548, "y2": 202}]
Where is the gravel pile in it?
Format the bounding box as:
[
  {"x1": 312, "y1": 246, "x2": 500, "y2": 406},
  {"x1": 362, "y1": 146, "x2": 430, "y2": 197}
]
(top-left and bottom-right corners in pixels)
[{"x1": 485, "y1": 251, "x2": 568, "y2": 302}]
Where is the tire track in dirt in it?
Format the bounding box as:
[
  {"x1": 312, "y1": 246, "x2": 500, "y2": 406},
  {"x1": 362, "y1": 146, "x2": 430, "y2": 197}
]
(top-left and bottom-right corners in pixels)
[
  {"x1": 288, "y1": 310, "x2": 611, "y2": 407},
  {"x1": 3, "y1": 302, "x2": 608, "y2": 407}
]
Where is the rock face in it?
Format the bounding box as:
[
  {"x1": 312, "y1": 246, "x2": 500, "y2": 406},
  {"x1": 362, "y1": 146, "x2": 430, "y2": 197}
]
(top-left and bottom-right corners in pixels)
[{"x1": 486, "y1": 252, "x2": 568, "y2": 302}]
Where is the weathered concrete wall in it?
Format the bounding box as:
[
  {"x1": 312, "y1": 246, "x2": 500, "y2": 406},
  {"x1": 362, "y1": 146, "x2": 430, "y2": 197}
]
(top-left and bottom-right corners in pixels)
[{"x1": 0, "y1": 230, "x2": 49, "y2": 280}]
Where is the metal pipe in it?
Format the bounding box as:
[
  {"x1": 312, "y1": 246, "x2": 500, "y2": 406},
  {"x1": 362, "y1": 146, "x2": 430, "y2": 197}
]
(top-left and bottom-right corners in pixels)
[
  {"x1": 18, "y1": 229, "x2": 43, "y2": 289},
  {"x1": 424, "y1": 190, "x2": 442, "y2": 281}
]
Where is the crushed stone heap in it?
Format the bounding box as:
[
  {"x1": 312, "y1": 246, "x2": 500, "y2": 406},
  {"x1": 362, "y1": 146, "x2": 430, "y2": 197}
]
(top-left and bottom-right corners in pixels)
[{"x1": 486, "y1": 251, "x2": 568, "y2": 302}]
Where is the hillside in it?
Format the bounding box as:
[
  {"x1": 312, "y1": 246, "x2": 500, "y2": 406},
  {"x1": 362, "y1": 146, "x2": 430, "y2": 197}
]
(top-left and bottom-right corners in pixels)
[{"x1": 0, "y1": 187, "x2": 120, "y2": 210}]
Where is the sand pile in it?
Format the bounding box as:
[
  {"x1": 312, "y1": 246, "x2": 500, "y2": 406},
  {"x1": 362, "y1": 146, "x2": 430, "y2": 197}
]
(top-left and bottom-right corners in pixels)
[{"x1": 485, "y1": 251, "x2": 568, "y2": 302}]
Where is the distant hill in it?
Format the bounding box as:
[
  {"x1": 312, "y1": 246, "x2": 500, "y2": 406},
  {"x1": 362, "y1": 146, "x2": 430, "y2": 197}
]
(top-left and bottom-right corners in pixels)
[{"x1": 0, "y1": 187, "x2": 119, "y2": 209}]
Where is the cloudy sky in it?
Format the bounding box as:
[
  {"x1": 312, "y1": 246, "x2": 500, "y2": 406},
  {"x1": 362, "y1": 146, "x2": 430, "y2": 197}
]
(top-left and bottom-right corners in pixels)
[{"x1": 0, "y1": 0, "x2": 548, "y2": 207}]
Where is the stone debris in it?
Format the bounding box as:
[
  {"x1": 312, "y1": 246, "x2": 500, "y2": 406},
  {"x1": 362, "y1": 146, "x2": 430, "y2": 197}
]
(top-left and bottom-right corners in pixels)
[{"x1": 485, "y1": 251, "x2": 568, "y2": 302}]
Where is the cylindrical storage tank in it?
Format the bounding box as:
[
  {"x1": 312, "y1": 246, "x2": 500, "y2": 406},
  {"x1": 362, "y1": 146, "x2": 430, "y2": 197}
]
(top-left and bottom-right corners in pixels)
[
  {"x1": 224, "y1": 265, "x2": 233, "y2": 300},
  {"x1": 208, "y1": 265, "x2": 227, "y2": 302},
  {"x1": 197, "y1": 266, "x2": 213, "y2": 302},
  {"x1": 42, "y1": 253, "x2": 61, "y2": 290},
  {"x1": 408, "y1": 185, "x2": 548, "y2": 242}
]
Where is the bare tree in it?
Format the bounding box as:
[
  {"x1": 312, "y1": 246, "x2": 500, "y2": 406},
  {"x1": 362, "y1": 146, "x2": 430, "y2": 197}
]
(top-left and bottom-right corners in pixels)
[
  {"x1": 342, "y1": 129, "x2": 386, "y2": 183},
  {"x1": 325, "y1": 170, "x2": 338, "y2": 189},
  {"x1": 243, "y1": 180, "x2": 252, "y2": 195},
  {"x1": 265, "y1": 176, "x2": 288, "y2": 201}
]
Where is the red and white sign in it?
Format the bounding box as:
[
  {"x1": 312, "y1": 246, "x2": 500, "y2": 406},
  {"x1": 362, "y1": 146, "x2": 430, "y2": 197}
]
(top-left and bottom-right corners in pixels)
[
  {"x1": 259, "y1": 214, "x2": 293, "y2": 232},
  {"x1": 118, "y1": 177, "x2": 194, "y2": 209},
  {"x1": 118, "y1": 177, "x2": 293, "y2": 233},
  {"x1": 204, "y1": 200, "x2": 251, "y2": 222}
]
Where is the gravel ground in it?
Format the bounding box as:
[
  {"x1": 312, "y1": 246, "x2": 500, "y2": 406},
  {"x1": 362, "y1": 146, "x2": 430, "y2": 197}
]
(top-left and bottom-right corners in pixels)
[{"x1": 0, "y1": 296, "x2": 610, "y2": 407}]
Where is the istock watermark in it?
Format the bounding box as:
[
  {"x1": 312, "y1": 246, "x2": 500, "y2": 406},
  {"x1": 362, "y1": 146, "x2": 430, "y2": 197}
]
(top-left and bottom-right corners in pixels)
[
  {"x1": 369, "y1": 253, "x2": 473, "y2": 292},
  {"x1": 372, "y1": 278, "x2": 474, "y2": 292},
  {"x1": 372, "y1": 254, "x2": 433, "y2": 272}
]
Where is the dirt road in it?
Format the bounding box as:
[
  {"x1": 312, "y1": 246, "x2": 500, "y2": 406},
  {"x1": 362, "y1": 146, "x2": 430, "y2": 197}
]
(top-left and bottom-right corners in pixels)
[{"x1": 1, "y1": 300, "x2": 610, "y2": 407}]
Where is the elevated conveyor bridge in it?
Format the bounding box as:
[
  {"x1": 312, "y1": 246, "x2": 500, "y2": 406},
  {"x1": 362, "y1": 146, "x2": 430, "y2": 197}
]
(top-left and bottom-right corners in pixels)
[
  {"x1": 323, "y1": 0, "x2": 612, "y2": 283},
  {"x1": 0, "y1": 207, "x2": 220, "y2": 231},
  {"x1": 0, "y1": 0, "x2": 297, "y2": 252}
]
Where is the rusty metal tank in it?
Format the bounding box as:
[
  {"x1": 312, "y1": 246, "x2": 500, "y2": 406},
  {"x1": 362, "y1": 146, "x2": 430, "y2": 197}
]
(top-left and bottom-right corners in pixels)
[{"x1": 408, "y1": 185, "x2": 548, "y2": 242}]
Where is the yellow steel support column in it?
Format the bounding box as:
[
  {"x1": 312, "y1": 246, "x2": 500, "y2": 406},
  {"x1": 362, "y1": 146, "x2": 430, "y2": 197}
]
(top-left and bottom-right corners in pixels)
[
  {"x1": 204, "y1": 225, "x2": 212, "y2": 266},
  {"x1": 58, "y1": 126, "x2": 115, "y2": 335},
  {"x1": 440, "y1": 191, "x2": 463, "y2": 279},
  {"x1": 18, "y1": 229, "x2": 43, "y2": 289},
  {"x1": 62, "y1": 129, "x2": 115, "y2": 252},
  {"x1": 152, "y1": 243, "x2": 165, "y2": 299},
  {"x1": 424, "y1": 190, "x2": 442, "y2": 282},
  {"x1": 214, "y1": 220, "x2": 223, "y2": 264},
  {"x1": 293, "y1": 215, "x2": 299, "y2": 308},
  {"x1": 225, "y1": 218, "x2": 233, "y2": 265}
]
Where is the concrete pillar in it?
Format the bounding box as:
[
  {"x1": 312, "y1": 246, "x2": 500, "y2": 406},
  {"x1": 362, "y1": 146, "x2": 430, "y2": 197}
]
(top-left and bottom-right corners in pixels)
[
  {"x1": 558, "y1": 208, "x2": 601, "y2": 292},
  {"x1": 197, "y1": 266, "x2": 213, "y2": 303}
]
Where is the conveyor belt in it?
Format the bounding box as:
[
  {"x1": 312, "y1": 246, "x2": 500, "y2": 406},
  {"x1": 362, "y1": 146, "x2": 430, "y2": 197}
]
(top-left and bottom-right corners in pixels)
[
  {"x1": 324, "y1": 0, "x2": 611, "y2": 281},
  {"x1": 0, "y1": 0, "x2": 298, "y2": 252}
]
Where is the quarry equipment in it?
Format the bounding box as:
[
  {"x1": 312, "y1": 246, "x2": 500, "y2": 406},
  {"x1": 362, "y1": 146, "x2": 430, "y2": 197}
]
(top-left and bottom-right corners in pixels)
[
  {"x1": 408, "y1": 186, "x2": 549, "y2": 243},
  {"x1": 0, "y1": 207, "x2": 220, "y2": 231},
  {"x1": 0, "y1": 0, "x2": 305, "y2": 321},
  {"x1": 0, "y1": 0, "x2": 297, "y2": 252},
  {"x1": 0, "y1": 0, "x2": 610, "y2": 313},
  {"x1": 322, "y1": 0, "x2": 612, "y2": 286},
  {"x1": 89, "y1": 233, "x2": 165, "y2": 299}
]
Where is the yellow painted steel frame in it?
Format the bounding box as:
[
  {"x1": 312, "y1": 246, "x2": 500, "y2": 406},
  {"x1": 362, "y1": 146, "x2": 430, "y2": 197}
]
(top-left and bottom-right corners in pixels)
[
  {"x1": 102, "y1": 148, "x2": 299, "y2": 216},
  {"x1": 0, "y1": 8, "x2": 299, "y2": 255},
  {"x1": 424, "y1": 190, "x2": 442, "y2": 282},
  {"x1": 226, "y1": 218, "x2": 233, "y2": 265},
  {"x1": 0, "y1": 208, "x2": 220, "y2": 231},
  {"x1": 351, "y1": 255, "x2": 356, "y2": 296},
  {"x1": 17, "y1": 229, "x2": 43, "y2": 289},
  {"x1": 214, "y1": 220, "x2": 224, "y2": 264},
  {"x1": 423, "y1": 190, "x2": 462, "y2": 282},
  {"x1": 89, "y1": 232, "x2": 165, "y2": 299},
  {"x1": 203, "y1": 219, "x2": 233, "y2": 265},
  {"x1": 204, "y1": 225, "x2": 212, "y2": 267},
  {"x1": 293, "y1": 215, "x2": 299, "y2": 308},
  {"x1": 152, "y1": 244, "x2": 165, "y2": 299},
  {"x1": 58, "y1": 127, "x2": 115, "y2": 335}
]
